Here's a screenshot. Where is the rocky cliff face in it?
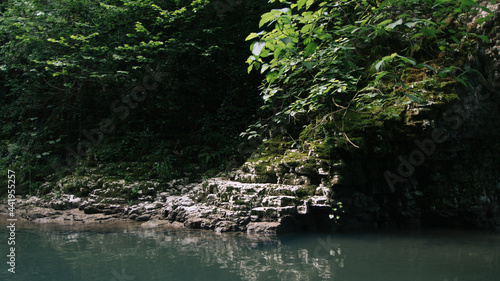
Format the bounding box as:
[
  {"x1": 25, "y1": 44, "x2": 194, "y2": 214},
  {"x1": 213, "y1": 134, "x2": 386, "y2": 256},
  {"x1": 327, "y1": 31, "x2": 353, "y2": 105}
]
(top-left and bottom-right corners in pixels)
[
  {"x1": 5, "y1": 2, "x2": 499, "y2": 234},
  {"x1": 230, "y1": 1, "x2": 500, "y2": 231},
  {"x1": 10, "y1": 176, "x2": 335, "y2": 234}
]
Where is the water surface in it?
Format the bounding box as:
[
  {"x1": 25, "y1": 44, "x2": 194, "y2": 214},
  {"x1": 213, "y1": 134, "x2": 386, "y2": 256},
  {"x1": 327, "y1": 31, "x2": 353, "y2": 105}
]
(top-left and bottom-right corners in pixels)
[{"x1": 0, "y1": 222, "x2": 499, "y2": 281}]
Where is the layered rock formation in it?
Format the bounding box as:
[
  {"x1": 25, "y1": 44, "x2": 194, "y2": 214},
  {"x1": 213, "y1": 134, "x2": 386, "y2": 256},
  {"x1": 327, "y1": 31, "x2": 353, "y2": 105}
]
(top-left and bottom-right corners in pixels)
[{"x1": 7, "y1": 177, "x2": 335, "y2": 234}]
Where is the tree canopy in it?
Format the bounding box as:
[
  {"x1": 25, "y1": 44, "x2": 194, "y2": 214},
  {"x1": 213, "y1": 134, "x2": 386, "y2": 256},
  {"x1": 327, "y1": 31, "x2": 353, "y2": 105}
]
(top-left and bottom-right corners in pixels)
[
  {"x1": 243, "y1": 0, "x2": 493, "y2": 144},
  {"x1": 0, "y1": 0, "x2": 271, "y2": 194},
  {"x1": 0, "y1": 0, "x2": 494, "y2": 196}
]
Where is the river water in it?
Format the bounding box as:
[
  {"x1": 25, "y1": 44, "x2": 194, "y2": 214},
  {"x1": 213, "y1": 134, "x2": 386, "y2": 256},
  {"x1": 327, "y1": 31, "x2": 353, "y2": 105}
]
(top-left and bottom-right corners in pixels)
[{"x1": 0, "y1": 222, "x2": 499, "y2": 281}]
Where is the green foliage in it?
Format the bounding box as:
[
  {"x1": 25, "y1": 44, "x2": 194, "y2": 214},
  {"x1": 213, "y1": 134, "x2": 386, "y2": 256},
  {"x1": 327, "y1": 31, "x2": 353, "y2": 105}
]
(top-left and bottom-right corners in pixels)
[
  {"x1": 130, "y1": 185, "x2": 140, "y2": 200},
  {"x1": 156, "y1": 156, "x2": 177, "y2": 181},
  {"x1": 0, "y1": 0, "x2": 494, "y2": 197},
  {"x1": 329, "y1": 201, "x2": 344, "y2": 223},
  {"x1": 0, "y1": 0, "x2": 270, "y2": 195},
  {"x1": 245, "y1": 0, "x2": 493, "y2": 144}
]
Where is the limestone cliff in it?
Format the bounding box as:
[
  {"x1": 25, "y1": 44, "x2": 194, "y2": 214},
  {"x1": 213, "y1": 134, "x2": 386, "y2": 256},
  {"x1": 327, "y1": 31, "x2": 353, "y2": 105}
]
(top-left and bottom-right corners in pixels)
[{"x1": 232, "y1": 1, "x2": 500, "y2": 231}]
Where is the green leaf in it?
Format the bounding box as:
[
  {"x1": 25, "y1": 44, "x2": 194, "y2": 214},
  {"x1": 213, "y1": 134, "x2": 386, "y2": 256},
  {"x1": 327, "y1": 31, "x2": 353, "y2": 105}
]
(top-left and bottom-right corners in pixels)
[
  {"x1": 259, "y1": 12, "x2": 276, "y2": 27},
  {"x1": 476, "y1": 14, "x2": 493, "y2": 25},
  {"x1": 276, "y1": 8, "x2": 290, "y2": 14},
  {"x1": 274, "y1": 47, "x2": 282, "y2": 60},
  {"x1": 302, "y1": 61, "x2": 314, "y2": 70},
  {"x1": 397, "y1": 55, "x2": 416, "y2": 66},
  {"x1": 297, "y1": 0, "x2": 307, "y2": 10},
  {"x1": 475, "y1": 35, "x2": 489, "y2": 43},
  {"x1": 303, "y1": 41, "x2": 317, "y2": 56},
  {"x1": 378, "y1": 19, "x2": 393, "y2": 27},
  {"x1": 374, "y1": 55, "x2": 393, "y2": 71},
  {"x1": 374, "y1": 71, "x2": 388, "y2": 82},
  {"x1": 261, "y1": 64, "x2": 269, "y2": 73},
  {"x1": 455, "y1": 76, "x2": 467, "y2": 86},
  {"x1": 305, "y1": 0, "x2": 315, "y2": 9},
  {"x1": 375, "y1": 59, "x2": 385, "y2": 71},
  {"x1": 459, "y1": 0, "x2": 476, "y2": 9},
  {"x1": 251, "y1": 41, "x2": 266, "y2": 56},
  {"x1": 386, "y1": 19, "x2": 403, "y2": 29},
  {"x1": 415, "y1": 63, "x2": 435, "y2": 72},
  {"x1": 301, "y1": 23, "x2": 314, "y2": 34},
  {"x1": 404, "y1": 93, "x2": 426, "y2": 103},
  {"x1": 478, "y1": 5, "x2": 492, "y2": 13},
  {"x1": 245, "y1": 33, "x2": 259, "y2": 41},
  {"x1": 438, "y1": 66, "x2": 456, "y2": 77},
  {"x1": 411, "y1": 32, "x2": 423, "y2": 40},
  {"x1": 266, "y1": 71, "x2": 279, "y2": 83},
  {"x1": 421, "y1": 27, "x2": 441, "y2": 38},
  {"x1": 435, "y1": 0, "x2": 453, "y2": 4},
  {"x1": 405, "y1": 21, "x2": 420, "y2": 28}
]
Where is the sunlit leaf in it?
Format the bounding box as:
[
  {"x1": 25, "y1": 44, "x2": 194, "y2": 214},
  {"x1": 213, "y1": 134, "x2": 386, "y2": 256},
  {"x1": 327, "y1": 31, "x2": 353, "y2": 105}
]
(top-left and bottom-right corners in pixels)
[
  {"x1": 251, "y1": 41, "x2": 266, "y2": 56},
  {"x1": 303, "y1": 41, "x2": 317, "y2": 56},
  {"x1": 245, "y1": 33, "x2": 259, "y2": 41},
  {"x1": 386, "y1": 19, "x2": 403, "y2": 29},
  {"x1": 266, "y1": 71, "x2": 279, "y2": 83}
]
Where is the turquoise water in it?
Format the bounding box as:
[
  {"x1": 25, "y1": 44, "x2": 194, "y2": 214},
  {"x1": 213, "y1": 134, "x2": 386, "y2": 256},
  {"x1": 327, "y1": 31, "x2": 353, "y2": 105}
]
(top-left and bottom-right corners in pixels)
[{"x1": 0, "y1": 222, "x2": 499, "y2": 281}]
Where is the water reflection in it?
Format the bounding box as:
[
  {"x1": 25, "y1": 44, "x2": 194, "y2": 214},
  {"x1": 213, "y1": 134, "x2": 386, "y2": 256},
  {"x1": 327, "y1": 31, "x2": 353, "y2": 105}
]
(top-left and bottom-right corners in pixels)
[{"x1": 0, "y1": 223, "x2": 499, "y2": 281}]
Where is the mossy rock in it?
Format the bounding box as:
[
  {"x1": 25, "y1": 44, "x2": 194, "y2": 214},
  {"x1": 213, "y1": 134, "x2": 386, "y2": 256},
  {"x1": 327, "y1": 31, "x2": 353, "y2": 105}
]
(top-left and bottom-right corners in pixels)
[
  {"x1": 204, "y1": 168, "x2": 219, "y2": 178},
  {"x1": 305, "y1": 140, "x2": 331, "y2": 159},
  {"x1": 280, "y1": 151, "x2": 309, "y2": 168},
  {"x1": 249, "y1": 137, "x2": 292, "y2": 160},
  {"x1": 60, "y1": 176, "x2": 98, "y2": 197},
  {"x1": 102, "y1": 188, "x2": 129, "y2": 198},
  {"x1": 401, "y1": 68, "x2": 429, "y2": 83},
  {"x1": 233, "y1": 199, "x2": 247, "y2": 206},
  {"x1": 295, "y1": 185, "x2": 316, "y2": 198},
  {"x1": 254, "y1": 162, "x2": 270, "y2": 175}
]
